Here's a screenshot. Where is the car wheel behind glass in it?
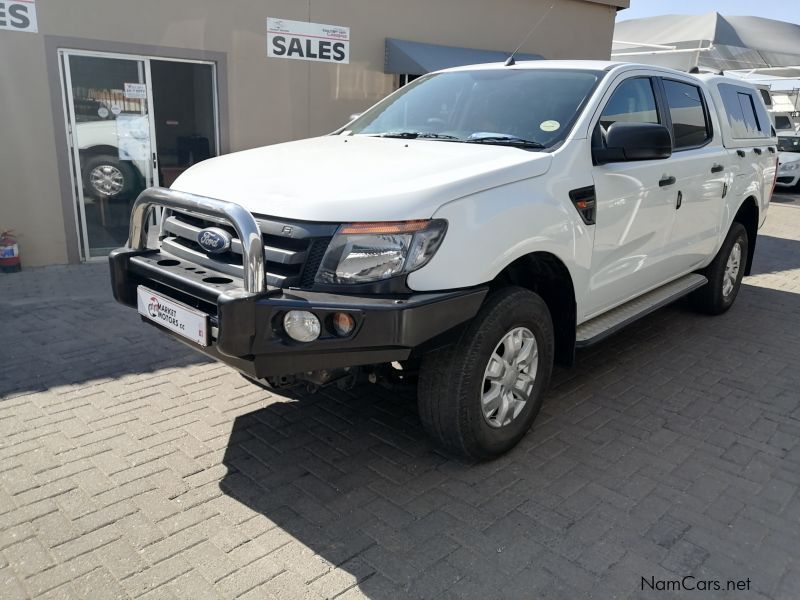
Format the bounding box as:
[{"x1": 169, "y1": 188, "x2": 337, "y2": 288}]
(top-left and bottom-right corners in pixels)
[{"x1": 83, "y1": 154, "x2": 138, "y2": 200}]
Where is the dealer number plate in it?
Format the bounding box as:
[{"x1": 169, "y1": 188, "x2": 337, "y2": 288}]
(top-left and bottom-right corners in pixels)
[{"x1": 136, "y1": 286, "x2": 209, "y2": 346}]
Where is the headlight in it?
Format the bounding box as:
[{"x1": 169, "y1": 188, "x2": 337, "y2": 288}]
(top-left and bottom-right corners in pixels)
[
  {"x1": 315, "y1": 219, "x2": 447, "y2": 284},
  {"x1": 781, "y1": 161, "x2": 800, "y2": 172}
]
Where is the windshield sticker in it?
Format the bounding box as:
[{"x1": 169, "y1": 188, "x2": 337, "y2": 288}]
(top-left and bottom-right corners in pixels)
[{"x1": 540, "y1": 120, "x2": 560, "y2": 132}]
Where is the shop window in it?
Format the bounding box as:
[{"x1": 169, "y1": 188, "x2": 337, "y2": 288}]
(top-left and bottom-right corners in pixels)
[{"x1": 398, "y1": 74, "x2": 421, "y2": 88}]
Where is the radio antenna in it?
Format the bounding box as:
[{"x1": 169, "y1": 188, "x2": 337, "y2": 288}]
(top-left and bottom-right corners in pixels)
[{"x1": 504, "y1": 4, "x2": 554, "y2": 67}]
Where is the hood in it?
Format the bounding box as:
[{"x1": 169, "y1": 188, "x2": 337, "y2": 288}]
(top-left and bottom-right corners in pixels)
[
  {"x1": 779, "y1": 151, "x2": 800, "y2": 166},
  {"x1": 171, "y1": 136, "x2": 552, "y2": 221}
]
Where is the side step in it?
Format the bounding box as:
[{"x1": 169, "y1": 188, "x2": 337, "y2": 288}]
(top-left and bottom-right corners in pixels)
[{"x1": 576, "y1": 273, "x2": 708, "y2": 347}]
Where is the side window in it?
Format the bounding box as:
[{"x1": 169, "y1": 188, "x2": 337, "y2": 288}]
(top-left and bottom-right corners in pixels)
[
  {"x1": 737, "y1": 92, "x2": 762, "y2": 135},
  {"x1": 758, "y1": 88, "x2": 772, "y2": 109},
  {"x1": 775, "y1": 115, "x2": 793, "y2": 131},
  {"x1": 718, "y1": 83, "x2": 770, "y2": 139},
  {"x1": 599, "y1": 78, "x2": 659, "y2": 131},
  {"x1": 662, "y1": 80, "x2": 711, "y2": 149}
]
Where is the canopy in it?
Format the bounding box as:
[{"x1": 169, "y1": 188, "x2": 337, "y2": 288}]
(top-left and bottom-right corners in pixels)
[
  {"x1": 612, "y1": 13, "x2": 800, "y2": 73},
  {"x1": 384, "y1": 38, "x2": 542, "y2": 76}
]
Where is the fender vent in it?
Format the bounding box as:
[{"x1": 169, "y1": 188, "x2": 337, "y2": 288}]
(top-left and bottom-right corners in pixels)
[{"x1": 569, "y1": 186, "x2": 596, "y2": 226}]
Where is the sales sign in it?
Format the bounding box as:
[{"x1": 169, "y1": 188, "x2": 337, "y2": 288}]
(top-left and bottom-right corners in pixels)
[
  {"x1": 0, "y1": 0, "x2": 38, "y2": 33},
  {"x1": 267, "y1": 17, "x2": 349, "y2": 64}
]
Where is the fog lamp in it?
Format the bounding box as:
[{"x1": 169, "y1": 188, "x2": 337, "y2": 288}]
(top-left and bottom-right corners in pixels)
[
  {"x1": 283, "y1": 311, "x2": 321, "y2": 342},
  {"x1": 332, "y1": 312, "x2": 356, "y2": 337}
]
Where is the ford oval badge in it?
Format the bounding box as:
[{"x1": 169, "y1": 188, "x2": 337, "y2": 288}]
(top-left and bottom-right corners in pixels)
[{"x1": 197, "y1": 227, "x2": 232, "y2": 254}]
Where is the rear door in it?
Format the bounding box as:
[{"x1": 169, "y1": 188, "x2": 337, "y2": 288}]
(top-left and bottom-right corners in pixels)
[{"x1": 656, "y1": 77, "x2": 727, "y2": 273}]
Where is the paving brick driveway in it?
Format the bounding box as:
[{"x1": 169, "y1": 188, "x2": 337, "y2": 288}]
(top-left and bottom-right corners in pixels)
[{"x1": 2, "y1": 194, "x2": 800, "y2": 600}]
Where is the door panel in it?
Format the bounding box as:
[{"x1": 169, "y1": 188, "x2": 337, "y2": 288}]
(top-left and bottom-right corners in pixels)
[
  {"x1": 589, "y1": 161, "x2": 676, "y2": 316},
  {"x1": 661, "y1": 145, "x2": 727, "y2": 272},
  {"x1": 63, "y1": 53, "x2": 155, "y2": 258},
  {"x1": 587, "y1": 75, "x2": 676, "y2": 317}
]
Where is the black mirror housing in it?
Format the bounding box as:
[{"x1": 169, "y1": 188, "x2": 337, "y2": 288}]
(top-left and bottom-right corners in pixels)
[{"x1": 594, "y1": 122, "x2": 672, "y2": 164}]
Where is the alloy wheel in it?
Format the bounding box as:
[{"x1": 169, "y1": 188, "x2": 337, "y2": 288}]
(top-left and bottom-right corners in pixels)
[
  {"x1": 481, "y1": 326, "x2": 538, "y2": 428},
  {"x1": 722, "y1": 241, "x2": 742, "y2": 298},
  {"x1": 89, "y1": 164, "x2": 125, "y2": 196}
]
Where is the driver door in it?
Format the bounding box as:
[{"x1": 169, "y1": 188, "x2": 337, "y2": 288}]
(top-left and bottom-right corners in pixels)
[{"x1": 587, "y1": 76, "x2": 677, "y2": 318}]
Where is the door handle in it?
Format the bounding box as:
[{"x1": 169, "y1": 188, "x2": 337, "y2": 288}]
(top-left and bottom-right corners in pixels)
[
  {"x1": 711, "y1": 164, "x2": 724, "y2": 173},
  {"x1": 659, "y1": 175, "x2": 676, "y2": 187},
  {"x1": 768, "y1": 147, "x2": 776, "y2": 154},
  {"x1": 736, "y1": 150, "x2": 746, "y2": 157},
  {"x1": 753, "y1": 148, "x2": 763, "y2": 155}
]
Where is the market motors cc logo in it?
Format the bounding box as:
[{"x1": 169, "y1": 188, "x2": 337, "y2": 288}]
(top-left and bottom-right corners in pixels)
[
  {"x1": 147, "y1": 296, "x2": 159, "y2": 318},
  {"x1": 197, "y1": 227, "x2": 232, "y2": 254}
]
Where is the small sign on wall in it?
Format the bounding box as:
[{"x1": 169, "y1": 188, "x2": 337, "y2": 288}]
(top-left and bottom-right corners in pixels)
[
  {"x1": 0, "y1": 0, "x2": 38, "y2": 33},
  {"x1": 267, "y1": 17, "x2": 349, "y2": 64}
]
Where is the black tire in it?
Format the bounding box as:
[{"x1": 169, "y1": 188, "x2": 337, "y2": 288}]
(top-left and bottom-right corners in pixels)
[
  {"x1": 82, "y1": 154, "x2": 138, "y2": 200},
  {"x1": 417, "y1": 286, "x2": 554, "y2": 461},
  {"x1": 690, "y1": 222, "x2": 748, "y2": 315}
]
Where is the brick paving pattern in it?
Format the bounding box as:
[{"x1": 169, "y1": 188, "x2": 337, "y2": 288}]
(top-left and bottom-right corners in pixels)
[{"x1": 1, "y1": 194, "x2": 799, "y2": 599}]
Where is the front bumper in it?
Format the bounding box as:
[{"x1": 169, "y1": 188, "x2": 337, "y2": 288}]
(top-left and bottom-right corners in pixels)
[
  {"x1": 776, "y1": 173, "x2": 800, "y2": 187},
  {"x1": 110, "y1": 247, "x2": 487, "y2": 379}
]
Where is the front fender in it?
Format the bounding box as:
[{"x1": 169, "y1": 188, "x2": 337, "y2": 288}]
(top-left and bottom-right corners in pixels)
[{"x1": 407, "y1": 177, "x2": 593, "y2": 318}]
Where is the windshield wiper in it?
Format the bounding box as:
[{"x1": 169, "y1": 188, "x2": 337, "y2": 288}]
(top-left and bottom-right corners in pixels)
[
  {"x1": 377, "y1": 132, "x2": 460, "y2": 140},
  {"x1": 464, "y1": 135, "x2": 545, "y2": 149}
]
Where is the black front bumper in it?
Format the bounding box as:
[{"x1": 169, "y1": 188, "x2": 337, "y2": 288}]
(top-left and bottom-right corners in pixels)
[{"x1": 110, "y1": 248, "x2": 487, "y2": 379}]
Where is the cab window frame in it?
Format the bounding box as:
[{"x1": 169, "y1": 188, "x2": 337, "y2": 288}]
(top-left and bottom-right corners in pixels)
[
  {"x1": 655, "y1": 77, "x2": 714, "y2": 152},
  {"x1": 591, "y1": 75, "x2": 664, "y2": 152}
]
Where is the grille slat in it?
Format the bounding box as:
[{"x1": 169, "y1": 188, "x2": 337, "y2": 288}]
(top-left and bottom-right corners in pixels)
[{"x1": 161, "y1": 209, "x2": 335, "y2": 289}]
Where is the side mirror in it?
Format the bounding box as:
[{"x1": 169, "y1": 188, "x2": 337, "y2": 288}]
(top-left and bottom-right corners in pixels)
[{"x1": 594, "y1": 122, "x2": 672, "y2": 165}]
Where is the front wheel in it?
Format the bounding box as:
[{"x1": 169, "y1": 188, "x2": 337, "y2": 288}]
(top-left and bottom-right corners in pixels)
[
  {"x1": 417, "y1": 287, "x2": 554, "y2": 460},
  {"x1": 691, "y1": 222, "x2": 748, "y2": 315}
]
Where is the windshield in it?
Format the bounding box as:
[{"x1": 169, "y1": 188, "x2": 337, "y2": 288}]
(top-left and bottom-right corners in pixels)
[
  {"x1": 344, "y1": 69, "x2": 602, "y2": 148},
  {"x1": 778, "y1": 136, "x2": 800, "y2": 153}
]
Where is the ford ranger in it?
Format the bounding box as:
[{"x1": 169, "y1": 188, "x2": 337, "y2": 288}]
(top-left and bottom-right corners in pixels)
[{"x1": 109, "y1": 61, "x2": 777, "y2": 459}]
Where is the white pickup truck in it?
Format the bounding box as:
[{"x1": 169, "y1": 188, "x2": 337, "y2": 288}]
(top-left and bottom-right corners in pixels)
[{"x1": 110, "y1": 60, "x2": 777, "y2": 459}]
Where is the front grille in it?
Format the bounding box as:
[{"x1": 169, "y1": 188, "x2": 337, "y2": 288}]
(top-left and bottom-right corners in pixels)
[{"x1": 161, "y1": 209, "x2": 337, "y2": 289}]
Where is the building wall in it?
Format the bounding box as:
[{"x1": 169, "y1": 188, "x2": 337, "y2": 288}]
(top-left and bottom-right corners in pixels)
[{"x1": 0, "y1": 0, "x2": 625, "y2": 267}]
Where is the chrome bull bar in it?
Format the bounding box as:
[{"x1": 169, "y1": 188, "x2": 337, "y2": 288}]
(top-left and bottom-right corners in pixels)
[{"x1": 127, "y1": 187, "x2": 266, "y2": 294}]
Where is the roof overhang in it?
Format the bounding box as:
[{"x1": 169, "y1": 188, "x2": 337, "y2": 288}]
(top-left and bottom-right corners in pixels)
[{"x1": 384, "y1": 38, "x2": 542, "y2": 76}]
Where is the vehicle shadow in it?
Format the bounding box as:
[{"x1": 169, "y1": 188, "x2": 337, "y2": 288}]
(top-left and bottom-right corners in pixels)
[
  {"x1": 0, "y1": 263, "x2": 211, "y2": 398},
  {"x1": 748, "y1": 233, "x2": 800, "y2": 276},
  {"x1": 218, "y1": 280, "x2": 800, "y2": 598}
]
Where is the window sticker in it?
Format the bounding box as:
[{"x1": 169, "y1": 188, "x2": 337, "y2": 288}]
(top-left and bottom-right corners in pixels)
[{"x1": 540, "y1": 120, "x2": 560, "y2": 132}]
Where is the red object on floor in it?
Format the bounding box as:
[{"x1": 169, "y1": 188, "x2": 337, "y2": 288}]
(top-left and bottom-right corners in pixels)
[{"x1": 0, "y1": 229, "x2": 21, "y2": 273}]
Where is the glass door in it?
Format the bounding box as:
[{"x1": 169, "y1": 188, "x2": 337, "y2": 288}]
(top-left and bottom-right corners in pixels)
[
  {"x1": 60, "y1": 51, "x2": 219, "y2": 260},
  {"x1": 149, "y1": 60, "x2": 218, "y2": 188},
  {"x1": 62, "y1": 52, "x2": 156, "y2": 258}
]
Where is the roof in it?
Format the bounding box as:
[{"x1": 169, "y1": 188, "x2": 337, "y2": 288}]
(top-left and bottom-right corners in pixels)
[
  {"x1": 441, "y1": 59, "x2": 623, "y2": 72},
  {"x1": 613, "y1": 13, "x2": 800, "y2": 72},
  {"x1": 437, "y1": 59, "x2": 702, "y2": 78}
]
